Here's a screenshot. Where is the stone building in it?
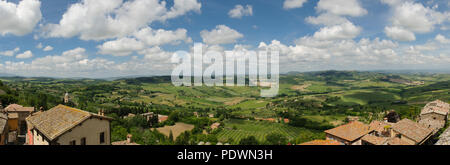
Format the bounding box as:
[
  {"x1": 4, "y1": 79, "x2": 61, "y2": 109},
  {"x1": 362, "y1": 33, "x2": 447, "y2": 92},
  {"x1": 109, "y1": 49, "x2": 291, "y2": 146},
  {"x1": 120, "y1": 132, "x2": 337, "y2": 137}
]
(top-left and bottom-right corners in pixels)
[
  {"x1": 112, "y1": 134, "x2": 140, "y2": 145},
  {"x1": 3, "y1": 104, "x2": 34, "y2": 136},
  {"x1": 0, "y1": 113, "x2": 8, "y2": 145},
  {"x1": 435, "y1": 127, "x2": 450, "y2": 145},
  {"x1": 391, "y1": 119, "x2": 434, "y2": 145},
  {"x1": 418, "y1": 100, "x2": 449, "y2": 134},
  {"x1": 26, "y1": 105, "x2": 112, "y2": 145},
  {"x1": 324, "y1": 121, "x2": 373, "y2": 145}
]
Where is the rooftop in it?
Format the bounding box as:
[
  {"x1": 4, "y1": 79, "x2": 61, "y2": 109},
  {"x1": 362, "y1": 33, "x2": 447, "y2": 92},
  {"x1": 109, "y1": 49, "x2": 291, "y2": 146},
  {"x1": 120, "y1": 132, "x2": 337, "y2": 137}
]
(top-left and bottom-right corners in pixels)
[
  {"x1": 361, "y1": 134, "x2": 389, "y2": 145},
  {"x1": 299, "y1": 140, "x2": 342, "y2": 145},
  {"x1": 324, "y1": 121, "x2": 372, "y2": 142},
  {"x1": 26, "y1": 104, "x2": 112, "y2": 141},
  {"x1": 392, "y1": 119, "x2": 433, "y2": 144},
  {"x1": 420, "y1": 100, "x2": 449, "y2": 116},
  {"x1": 4, "y1": 104, "x2": 34, "y2": 112}
]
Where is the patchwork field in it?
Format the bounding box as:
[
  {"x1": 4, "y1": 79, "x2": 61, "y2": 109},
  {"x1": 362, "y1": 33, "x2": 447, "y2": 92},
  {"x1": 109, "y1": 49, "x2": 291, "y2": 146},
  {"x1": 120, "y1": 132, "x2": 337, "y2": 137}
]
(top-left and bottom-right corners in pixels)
[{"x1": 156, "y1": 122, "x2": 195, "y2": 139}]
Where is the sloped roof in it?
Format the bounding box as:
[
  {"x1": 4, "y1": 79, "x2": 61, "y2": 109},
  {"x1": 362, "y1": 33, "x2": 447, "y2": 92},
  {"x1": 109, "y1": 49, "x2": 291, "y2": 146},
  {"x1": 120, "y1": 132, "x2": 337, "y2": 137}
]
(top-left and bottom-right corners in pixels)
[
  {"x1": 392, "y1": 119, "x2": 433, "y2": 144},
  {"x1": 361, "y1": 135, "x2": 389, "y2": 145},
  {"x1": 420, "y1": 100, "x2": 449, "y2": 116},
  {"x1": 387, "y1": 137, "x2": 414, "y2": 145},
  {"x1": 369, "y1": 120, "x2": 391, "y2": 133},
  {"x1": 300, "y1": 140, "x2": 342, "y2": 145},
  {"x1": 324, "y1": 121, "x2": 373, "y2": 142},
  {"x1": 26, "y1": 105, "x2": 112, "y2": 141},
  {"x1": 5, "y1": 104, "x2": 34, "y2": 112},
  {"x1": 0, "y1": 113, "x2": 7, "y2": 133}
]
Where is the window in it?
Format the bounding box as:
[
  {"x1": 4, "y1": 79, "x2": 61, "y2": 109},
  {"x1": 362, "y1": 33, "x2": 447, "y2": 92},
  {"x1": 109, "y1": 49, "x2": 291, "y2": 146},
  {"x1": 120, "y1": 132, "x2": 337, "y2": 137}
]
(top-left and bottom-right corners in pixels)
[
  {"x1": 99, "y1": 132, "x2": 105, "y2": 144},
  {"x1": 80, "y1": 137, "x2": 86, "y2": 145},
  {"x1": 69, "y1": 140, "x2": 76, "y2": 145}
]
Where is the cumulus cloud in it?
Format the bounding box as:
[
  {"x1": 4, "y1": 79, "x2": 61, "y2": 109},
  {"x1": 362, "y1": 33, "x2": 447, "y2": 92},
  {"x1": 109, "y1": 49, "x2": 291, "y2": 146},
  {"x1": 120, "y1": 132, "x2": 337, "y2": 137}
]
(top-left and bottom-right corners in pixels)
[
  {"x1": 134, "y1": 27, "x2": 192, "y2": 46},
  {"x1": 228, "y1": 5, "x2": 253, "y2": 19},
  {"x1": 305, "y1": 13, "x2": 349, "y2": 26},
  {"x1": 200, "y1": 25, "x2": 243, "y2": 45},
  {"x1": 0, "y1": 0, "x2": 42, "y2": 36},
  {"x1": 382, "y1": 1, "x2": 449, "y2": 41},
  {"x1": 313, "y1": 21, "x2": 362, "y2": 40},
  {"x1": 316, "y1": 0, "x2": 367, "y2": 17},
  {"x1": 97, "y1": 27, "x2": 191, "y2": 56},
  {"x1": 42, "y1": 0, "x2": 201, "y2": 41},
  {"x1": 98, "y1": 37, "x2": 145, "y2": 56},
  {"x1": 283, "y1": 0, "x2": 307, "y2": 10},
  {"x1": 384, "y1": 26, "x2": 416, "y2": 41},
  {"x1": 16, "y1": 50, "x2": 33, "y2": 59},
  {"x1": 0, "y1": 47, "x2": 20, "y2": 56},
  {"x1": 435, "y1": 34, "x2": 450, "y2": 44},
  {"x1": 43, "y1": 45, "x2": 54, "y2": 51}
]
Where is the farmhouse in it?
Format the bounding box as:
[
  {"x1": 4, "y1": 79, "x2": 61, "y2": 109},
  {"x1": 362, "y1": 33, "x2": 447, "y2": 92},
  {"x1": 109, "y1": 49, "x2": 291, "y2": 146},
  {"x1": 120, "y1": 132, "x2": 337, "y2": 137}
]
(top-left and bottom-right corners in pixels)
[
  {"x1": 0, "y1": 113, "x2": 8, "y2": 145},
  {"x1": 211, "y1": 122, "x2": 221, "y2": 130},
  {"x1": 158, "y1": 114, "x2": 168, "y2": 123},
  {"x1": 324, "y1": 121, "x2": 373, "y2": 145},
  {"x1": 391, "y1": 119, "x2": 433, "y2": 145},
  {"x1": 26, "y1": 105, "x2": 112, "y2": 145},
  {"x1": 418, "y1": 100, "x2": 449, "y2": 134}
]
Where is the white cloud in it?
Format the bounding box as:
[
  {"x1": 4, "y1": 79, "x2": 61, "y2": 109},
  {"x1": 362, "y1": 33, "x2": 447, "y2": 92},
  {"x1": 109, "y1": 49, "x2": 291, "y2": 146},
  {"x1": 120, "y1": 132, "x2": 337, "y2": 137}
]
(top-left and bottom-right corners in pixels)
[
  {"x1": 228, "y1": 5, "x2": 253, "y2": 19},
  {"x1": 97, "y1": 27, "x2": 192, "y2": 56},
  {"x1": 0, "y1": 0, "x2": 42, "y2": 36},
  {"x1": 435, "y1": 34, "x2": 450, "y2": 44},
  {"x1": 316, "y1": 0, "x2": 367, "y2": 17},
  {"x1": 16, "y1": 50, "x2": 33, "y2": 59},
  {"x1": 305, "y1": 13, "x2": 349, "y2": 26},
  {"x1": 0, "y1": 47, "x2": 20, "y2": 56},
  {"x1": 384, "y1": 26, "x2": 416, "y2": 41},
  {"x1": 313, "y1": 22, "x2": 362, "y2": 40},
  {"x1": 283, "y1": 0, "x2": 308, "y2": 10},
  {"x1": 43, "y1": 0, "x2": 201, "y2": 41},
  {"x1": 382, "y1": 1, "x2": 449, "y2": 41},
  {"x1": 134, "y1": 27, "x2": 192, "y2": 46},
  {"x1": 98, "y1": 37, "x2": 145, "y2": 56},
  {"x1": 200, "y1": 25, "x2": 244, "y2": 45},
  {"x1": 43, "y1": 45, "x2": 54, "y2": 51}
]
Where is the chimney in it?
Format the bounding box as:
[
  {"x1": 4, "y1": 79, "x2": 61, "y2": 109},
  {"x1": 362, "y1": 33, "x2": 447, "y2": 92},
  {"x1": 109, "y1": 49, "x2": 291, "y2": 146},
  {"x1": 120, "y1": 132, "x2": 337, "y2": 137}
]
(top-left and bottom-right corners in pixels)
[
  {"x1": 127, "y1": 134, "x2": 132, "y2": 143},
  {"x1": 384, "y1": 117, "x2": 388, "y2": 123},
  {"x1": 39, "y1": 106, "x2": 44, "y2": 112},
  {"x1": 98, "y1": 109, "x2": 102, "y2": 116},
  {"x1": 101, "y1": 109, "x2": 105, "y2": 116}
]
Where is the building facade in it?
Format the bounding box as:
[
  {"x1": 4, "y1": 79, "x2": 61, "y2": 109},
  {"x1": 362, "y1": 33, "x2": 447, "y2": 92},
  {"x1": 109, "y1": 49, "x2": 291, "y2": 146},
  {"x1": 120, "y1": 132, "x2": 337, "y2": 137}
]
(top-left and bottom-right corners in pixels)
[{"x1": 26, "y1": 105, "x2": 112, "y2": 145}]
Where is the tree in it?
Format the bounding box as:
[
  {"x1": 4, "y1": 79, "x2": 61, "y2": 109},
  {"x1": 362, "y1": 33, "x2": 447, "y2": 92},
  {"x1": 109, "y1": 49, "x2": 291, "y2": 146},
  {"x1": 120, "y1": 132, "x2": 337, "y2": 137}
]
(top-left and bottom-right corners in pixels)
[
  {"x1": 239, "y1": 136, "x2": 259, "y2": 145},
  {"x1": 168, "y1": 130, "x2": 174, "y2": 142},
  {"x1": 265, "y1": 133, "x2": 287, "y2": 145}
]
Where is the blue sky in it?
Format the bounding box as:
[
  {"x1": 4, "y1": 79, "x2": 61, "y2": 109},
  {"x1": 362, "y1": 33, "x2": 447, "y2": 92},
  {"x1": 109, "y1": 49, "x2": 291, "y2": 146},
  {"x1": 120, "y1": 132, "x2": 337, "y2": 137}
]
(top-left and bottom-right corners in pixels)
[{"x1": 0, "y1": 0, "x2": 449, "y2": 78}]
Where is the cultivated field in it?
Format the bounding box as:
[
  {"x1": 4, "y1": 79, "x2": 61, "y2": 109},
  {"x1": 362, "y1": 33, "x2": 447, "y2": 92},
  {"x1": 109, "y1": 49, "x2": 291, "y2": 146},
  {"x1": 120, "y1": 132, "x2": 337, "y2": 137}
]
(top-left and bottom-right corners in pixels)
[
  {"x1": 156, "y1": 122, "x2": 195, "y2": 139},
  {"x1": 216, "y1": 119, "x2": 323, "y2": 143}
]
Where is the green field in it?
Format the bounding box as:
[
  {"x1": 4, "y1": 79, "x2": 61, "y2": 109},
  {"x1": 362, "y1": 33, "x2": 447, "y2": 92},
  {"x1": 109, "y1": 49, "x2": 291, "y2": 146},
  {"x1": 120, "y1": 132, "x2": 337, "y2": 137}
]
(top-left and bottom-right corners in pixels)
[{"x1": 216, "y1": 119, "x2": 324, "y2": 144}]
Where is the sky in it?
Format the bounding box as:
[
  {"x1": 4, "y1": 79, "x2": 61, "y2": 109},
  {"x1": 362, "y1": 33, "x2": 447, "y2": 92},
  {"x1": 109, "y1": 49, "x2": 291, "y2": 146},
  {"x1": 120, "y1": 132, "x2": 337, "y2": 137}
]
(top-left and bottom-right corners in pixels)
[{"x1": 0, "y1": 0, "x2": 449, "y2": 78}]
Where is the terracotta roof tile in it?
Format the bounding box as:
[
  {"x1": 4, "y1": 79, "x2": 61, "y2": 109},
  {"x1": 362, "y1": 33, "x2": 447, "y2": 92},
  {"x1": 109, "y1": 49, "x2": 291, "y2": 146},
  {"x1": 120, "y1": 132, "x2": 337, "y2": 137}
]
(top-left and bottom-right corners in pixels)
[
  {"x1": 4, "y1": 104, "x2": 34, "y2": 112},
  {"x1": 392, "y1": 119, "x2": 433, "y2": 144},
  {"x1": 361, "y1": 134, "x2": 389, "y2": 145},
  {"x1": 324, "y1": 121, "x2": 372, "y2": 142},
  {"x1": 300, "y1": 140, "x2": 342, "y2": 145},
  {"x1": 26, "y1": 105, "x2": 112, "y2": 141}
]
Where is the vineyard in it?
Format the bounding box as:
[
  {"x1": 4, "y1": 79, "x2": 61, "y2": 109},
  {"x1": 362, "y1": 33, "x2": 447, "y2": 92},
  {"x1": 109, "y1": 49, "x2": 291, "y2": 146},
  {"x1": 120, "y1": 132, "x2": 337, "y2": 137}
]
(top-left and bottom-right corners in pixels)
[{"x1": 217, "y1": 119, "x2": 324, "y2": 143}]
